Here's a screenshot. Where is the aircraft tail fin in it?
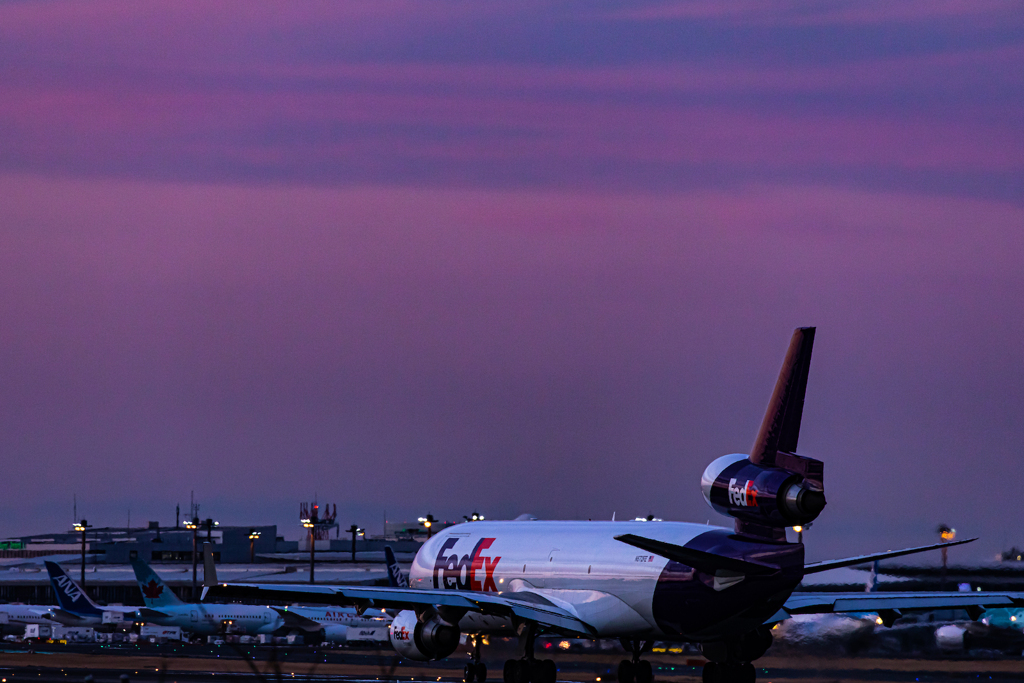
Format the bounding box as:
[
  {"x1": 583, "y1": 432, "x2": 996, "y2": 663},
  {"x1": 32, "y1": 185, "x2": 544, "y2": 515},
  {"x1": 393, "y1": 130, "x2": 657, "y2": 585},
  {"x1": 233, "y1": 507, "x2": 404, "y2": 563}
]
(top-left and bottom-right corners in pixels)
[
  {"x1": 45, "y1": 562, "x2": 101, "y2": 616},
  {"x1": 384, "y1": 546, "x2": 409, "y2": 588},
  {"x1": 750, "y1": 327, "x2": 815, "y2": 465},
  {"x1": 203, "y1": 542, "x2": 218, "y2": 588},
  {"x1": 130, "y1": 558, "x2": 186, "y2": 607}
]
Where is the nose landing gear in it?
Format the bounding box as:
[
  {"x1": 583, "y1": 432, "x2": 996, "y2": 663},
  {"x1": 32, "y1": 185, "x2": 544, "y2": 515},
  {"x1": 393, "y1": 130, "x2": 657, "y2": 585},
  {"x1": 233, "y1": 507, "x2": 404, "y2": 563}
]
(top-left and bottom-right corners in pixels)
[
  {"x1": 465, "y1": 635, "x2": 488, "y2": 682},
  {"x1": 616, "y1": 639, "x2": 654, "y2": 683}
]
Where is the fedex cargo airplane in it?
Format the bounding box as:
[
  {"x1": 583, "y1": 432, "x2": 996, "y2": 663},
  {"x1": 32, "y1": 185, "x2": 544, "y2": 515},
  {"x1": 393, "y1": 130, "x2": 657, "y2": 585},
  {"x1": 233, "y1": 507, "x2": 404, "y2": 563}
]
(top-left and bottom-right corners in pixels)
[{"x1": 206, "y1": 328, "x2": 1024, "y2": 683}]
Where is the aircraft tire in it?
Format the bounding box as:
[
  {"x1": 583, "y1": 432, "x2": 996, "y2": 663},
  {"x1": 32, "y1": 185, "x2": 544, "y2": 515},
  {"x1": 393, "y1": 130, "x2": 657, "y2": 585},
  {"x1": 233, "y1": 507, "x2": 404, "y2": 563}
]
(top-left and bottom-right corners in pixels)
[
  {"x1": 700, "y1": 662, "x2": 720, "y2": 683},
  {"x1": 541, "y1": 658, "x2": 557, "y2": 683},
  {"x1": 635, "y1": 660, "x2": 653, "y2": 683},
  {"x1": 475, "y1": 662, "x2": 488, "y2": 682},
  {"x1": 514, "y1": 660, "x2": 531, "y2": 683},
  {"x1": 503, "y1": 660, "x2": 515, "y2": 683},
  {"x1": 465, "y1": 663, "x2": 477, "y2": 683},
  {"x1": 617, "y1": 659, "x2": 634, "y2": 683}
]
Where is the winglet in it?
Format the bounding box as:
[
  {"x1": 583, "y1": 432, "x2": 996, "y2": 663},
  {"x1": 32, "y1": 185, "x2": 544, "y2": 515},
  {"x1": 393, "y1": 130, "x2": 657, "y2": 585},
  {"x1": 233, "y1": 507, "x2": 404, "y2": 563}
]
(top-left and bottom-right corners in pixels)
[
  {"x1": 203, "y1": 542, "x2": 218, "y2": 588},
  {"x1": 751, "y1": 327, "x2": 815, "y2": 465}
]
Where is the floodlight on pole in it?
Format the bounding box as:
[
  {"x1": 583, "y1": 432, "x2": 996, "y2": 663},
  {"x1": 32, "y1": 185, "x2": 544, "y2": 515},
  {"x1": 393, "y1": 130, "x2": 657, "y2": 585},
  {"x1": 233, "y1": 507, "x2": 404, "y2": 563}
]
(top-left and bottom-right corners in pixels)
[
  {"x1": 418, "y1": 514, "x2": 437, "y2": 539},
  {"x1": 248, "y1": 529, "x2": 261, "y2": 563},
  {"x1": 74, "y1": 519, "x2": 92, "y2": 588},
  {"x1": 185, "y1": 516, "x2": 199, "y2": 599}
]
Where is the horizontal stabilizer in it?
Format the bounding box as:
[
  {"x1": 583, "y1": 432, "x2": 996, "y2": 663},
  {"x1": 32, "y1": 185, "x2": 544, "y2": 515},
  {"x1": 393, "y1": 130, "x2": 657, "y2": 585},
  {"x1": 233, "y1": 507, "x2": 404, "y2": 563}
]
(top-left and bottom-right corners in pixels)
[
  {"x1": 614, "y1": 534, "x2": 779, "y2": 576},
  {"x1": 803, "y1": 538, "x2": 975, "y2": 574},
  {"x1": 784, "y1": 590, "x2": 1024, "y2": 616}
]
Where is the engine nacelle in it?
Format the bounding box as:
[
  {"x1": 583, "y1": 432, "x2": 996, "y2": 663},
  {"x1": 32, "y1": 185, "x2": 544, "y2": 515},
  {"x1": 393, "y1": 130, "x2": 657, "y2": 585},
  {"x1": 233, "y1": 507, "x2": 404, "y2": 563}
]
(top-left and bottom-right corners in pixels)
[
  {"x1": 389, "y1": 610, "x2": 461, "y2": 661},
  {"x1": 321, "y1": 624, "x2": 348, "y2": 644},
  {"x1": 702, "y1": 453, "x2": 826, "y2": 528}
]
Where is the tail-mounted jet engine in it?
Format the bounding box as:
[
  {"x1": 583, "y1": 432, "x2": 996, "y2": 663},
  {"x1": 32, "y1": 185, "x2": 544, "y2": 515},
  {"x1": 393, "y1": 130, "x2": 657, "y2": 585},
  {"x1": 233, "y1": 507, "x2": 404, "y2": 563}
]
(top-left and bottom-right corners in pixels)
[
  {"x1": 389, "y1": 610, "x2": 461, "y2": 661},
  {"x1": 701, "y1": 451, "x2": 825, "y2": 528},
  {"x1": 702, "y1": 327, "x2": 826, "y2": 534}
]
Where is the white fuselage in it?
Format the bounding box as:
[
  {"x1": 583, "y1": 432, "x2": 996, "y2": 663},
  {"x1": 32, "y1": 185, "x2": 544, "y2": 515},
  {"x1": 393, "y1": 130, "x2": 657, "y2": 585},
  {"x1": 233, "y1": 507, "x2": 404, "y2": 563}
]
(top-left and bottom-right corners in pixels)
[
  {"x1": 408, "y1": 520, "x2": 715, "y2": 637},
  {"x1": 144, "y1": 605, "x2": 281, "y2": 635},
  {"x1": 288, "y1": 606, "x2": 390, "y2": 628},
  {"x1": 0, "y1": 604, "x2": 56, "y2": 632}
]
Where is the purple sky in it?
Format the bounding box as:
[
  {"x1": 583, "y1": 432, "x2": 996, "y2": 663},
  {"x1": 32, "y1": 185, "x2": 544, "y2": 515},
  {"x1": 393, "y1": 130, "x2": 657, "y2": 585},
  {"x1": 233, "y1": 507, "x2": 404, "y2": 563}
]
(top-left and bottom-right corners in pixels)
[{"x1": 1, "y1": 1, "x2": 1022, "y2": 562}]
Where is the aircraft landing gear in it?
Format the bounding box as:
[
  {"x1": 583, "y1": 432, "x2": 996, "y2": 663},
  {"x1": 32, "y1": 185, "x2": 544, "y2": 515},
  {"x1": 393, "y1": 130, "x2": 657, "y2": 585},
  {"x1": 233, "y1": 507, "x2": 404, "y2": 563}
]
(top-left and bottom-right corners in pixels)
[
  {"x1": 465, "y1": 635, "x2": 488, "y2": 682},
  {"x1": 502, "y1": 623, "x2": 556, "y2": 683},
  {"x1": 699, "y1": 628, "x2": 771, "y2": 683},
  {"x1": 701, "y1": 662, "x2": 755, "y2": 683},
  {"x1": 617, "y1": 639, "x2": 654, "y2": 683}
]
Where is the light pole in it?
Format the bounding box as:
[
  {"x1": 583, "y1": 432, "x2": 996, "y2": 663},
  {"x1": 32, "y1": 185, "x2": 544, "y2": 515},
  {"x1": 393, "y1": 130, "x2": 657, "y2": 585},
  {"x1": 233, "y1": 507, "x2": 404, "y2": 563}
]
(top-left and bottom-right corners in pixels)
[
  {"x1": 793, "y1": 525, "x2": 804, "y2": 544},
  {"x1": 938, "y1": 525, "x2": 955, "y2": 589},
  {"x1": 302, "y1": 519, "x2": 316, "y2": 583},
  {"x1": 185, "y1": 517, "x2": 199, "y2": 600},
  {"x1": 73, "y1": 520, "x2": 91, "y2": 589},
  {"x1": 248, "y1": 529, "x2": 260, "y2": 563},
  {"x1": 418, "y1": 514, "x2": 436, "y2": 539},
  {"x1": 462, "y1": 512, "x2": 485, "y2": 523},
  {"x1": 347, "y1": 524, "x2": 364, "y2": 563}
]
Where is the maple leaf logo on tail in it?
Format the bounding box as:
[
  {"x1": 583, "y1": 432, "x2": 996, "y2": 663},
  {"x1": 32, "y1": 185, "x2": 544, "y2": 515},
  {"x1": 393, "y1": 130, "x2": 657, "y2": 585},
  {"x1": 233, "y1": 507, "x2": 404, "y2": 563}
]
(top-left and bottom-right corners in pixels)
[{"x1": 141, "y1": 579, "x2": 164, "y2": 599}]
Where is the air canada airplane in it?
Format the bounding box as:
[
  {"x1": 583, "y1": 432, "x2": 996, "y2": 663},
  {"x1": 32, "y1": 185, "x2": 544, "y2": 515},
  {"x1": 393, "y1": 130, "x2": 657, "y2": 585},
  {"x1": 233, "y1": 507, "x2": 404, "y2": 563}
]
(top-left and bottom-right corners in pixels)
[
  {"x1": 131, "y1": 557, "x2": 389, "y2": 641},
  {"x1": 206, "y1": 328, "x2": 1024, "y2": 683}
]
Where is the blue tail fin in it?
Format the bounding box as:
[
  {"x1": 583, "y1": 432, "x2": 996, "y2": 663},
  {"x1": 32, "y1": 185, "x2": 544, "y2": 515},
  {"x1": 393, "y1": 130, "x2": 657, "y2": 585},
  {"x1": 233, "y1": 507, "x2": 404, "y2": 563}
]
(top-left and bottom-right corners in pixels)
[
  {"x1": 45, "y1": 562, "x2": 101, "y2": 616},
  {"x1": 384, "y1": 546, "x2": 408, "y2": 588},
  {"x1": 131, "y1": 558, "x2": 186, "y2": 607}
]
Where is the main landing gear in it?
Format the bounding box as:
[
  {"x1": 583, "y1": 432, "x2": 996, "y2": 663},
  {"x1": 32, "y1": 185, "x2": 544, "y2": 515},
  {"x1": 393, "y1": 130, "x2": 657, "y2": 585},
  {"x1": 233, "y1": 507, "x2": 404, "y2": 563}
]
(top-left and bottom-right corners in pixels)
[
  {"x1": 464, "y1": 635, "x2": 488, "y2": 683},
  {"x1": 502, "y1": 623, "x2": 557, "y2": 683},
  {"x1": 616, "y1": 639, "x2": 654, "y2": 683},
  {"x1": 699, "y1": 627, "x2": 772, "y2": 683},
  {"x1": 700, "y1": 662, "x2": 755, "y2": 683}
]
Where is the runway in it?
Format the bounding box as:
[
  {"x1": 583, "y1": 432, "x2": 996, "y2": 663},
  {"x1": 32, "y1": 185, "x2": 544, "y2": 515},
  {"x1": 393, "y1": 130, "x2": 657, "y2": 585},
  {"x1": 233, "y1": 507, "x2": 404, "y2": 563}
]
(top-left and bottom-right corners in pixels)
[{"x1": 0, "y1": 644, "x2": 1021, "y2": 682}]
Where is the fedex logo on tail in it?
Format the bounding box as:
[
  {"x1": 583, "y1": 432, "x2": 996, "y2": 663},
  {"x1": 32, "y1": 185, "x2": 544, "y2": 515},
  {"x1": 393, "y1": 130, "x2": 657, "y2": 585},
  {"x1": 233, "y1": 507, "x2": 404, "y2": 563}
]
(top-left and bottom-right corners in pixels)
[{"x1": 433, "y1": 537, "x2": 500, "y2": 592}]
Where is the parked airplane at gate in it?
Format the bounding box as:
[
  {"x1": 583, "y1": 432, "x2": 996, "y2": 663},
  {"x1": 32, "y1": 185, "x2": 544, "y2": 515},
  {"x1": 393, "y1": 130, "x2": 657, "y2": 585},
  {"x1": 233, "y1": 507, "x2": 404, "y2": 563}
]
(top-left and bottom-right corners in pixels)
[
  {"x1": 131, "y1": 558, "x2": 388, "y2": 641},
  {"x1": 0, "y1": 603, "x2": 58, "y2": 634},
  {"x1": 44, "y1": 562, "x2": 136, "y2": 629},
  {"x1": 206, "y1": 328, "x2": 1024, "y2": 683}
]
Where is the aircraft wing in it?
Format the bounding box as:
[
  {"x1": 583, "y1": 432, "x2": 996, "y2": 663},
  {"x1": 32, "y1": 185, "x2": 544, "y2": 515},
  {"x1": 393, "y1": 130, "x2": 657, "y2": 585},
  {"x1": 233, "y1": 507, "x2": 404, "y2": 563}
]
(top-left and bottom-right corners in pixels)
[
  {"x1": 272, "y1": 607, "x2": 325, "y2": 632},
  {"x1": 204, "y1": 584, "x2": 596, "y2": 636},
  {"x1": 782, "y1": 591, "x2": 1024, "y2": 616}
]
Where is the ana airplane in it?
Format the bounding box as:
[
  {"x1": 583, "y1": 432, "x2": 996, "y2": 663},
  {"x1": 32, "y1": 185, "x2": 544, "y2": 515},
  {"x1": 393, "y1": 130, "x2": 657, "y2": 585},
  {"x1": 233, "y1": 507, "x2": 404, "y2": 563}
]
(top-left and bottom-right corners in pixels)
[
  {"x1": 131, "y1": 557, "x2": 389, "y2": 642},
  {"x1": 205, "y1": 328, "x2": 1024, "y2": 683},
  {"x1": 44, "y1": 562, "x2": 136, "y2": 630}
]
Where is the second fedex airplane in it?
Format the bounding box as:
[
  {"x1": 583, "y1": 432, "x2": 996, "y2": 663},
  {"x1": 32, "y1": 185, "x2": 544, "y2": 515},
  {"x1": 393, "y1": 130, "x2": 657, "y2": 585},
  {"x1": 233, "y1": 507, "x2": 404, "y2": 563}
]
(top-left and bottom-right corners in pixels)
[
  {"x1": 207, "y1": 328, "x2": 1024, "y2": 683},
  {"x1": 131, "y1": 558, "x2": 387, "y2": 641}
]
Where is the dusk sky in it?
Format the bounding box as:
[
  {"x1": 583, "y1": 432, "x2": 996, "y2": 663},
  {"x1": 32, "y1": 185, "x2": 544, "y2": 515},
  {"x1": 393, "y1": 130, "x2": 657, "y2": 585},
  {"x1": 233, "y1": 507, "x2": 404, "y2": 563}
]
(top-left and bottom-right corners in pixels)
[{"x1": 1, "y1": 1, "x2": 1022, "y2": 562}]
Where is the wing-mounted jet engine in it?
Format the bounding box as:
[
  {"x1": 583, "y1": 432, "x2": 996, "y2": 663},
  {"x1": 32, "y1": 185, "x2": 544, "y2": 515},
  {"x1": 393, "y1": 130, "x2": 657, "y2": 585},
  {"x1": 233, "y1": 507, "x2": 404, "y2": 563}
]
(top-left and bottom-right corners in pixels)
[
  {"x1": 389, "y1": 609, "x2": 461, "y2": 661},
  {"x1": 701, "y1": 327, "x2": 826, "y2": 539}
]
